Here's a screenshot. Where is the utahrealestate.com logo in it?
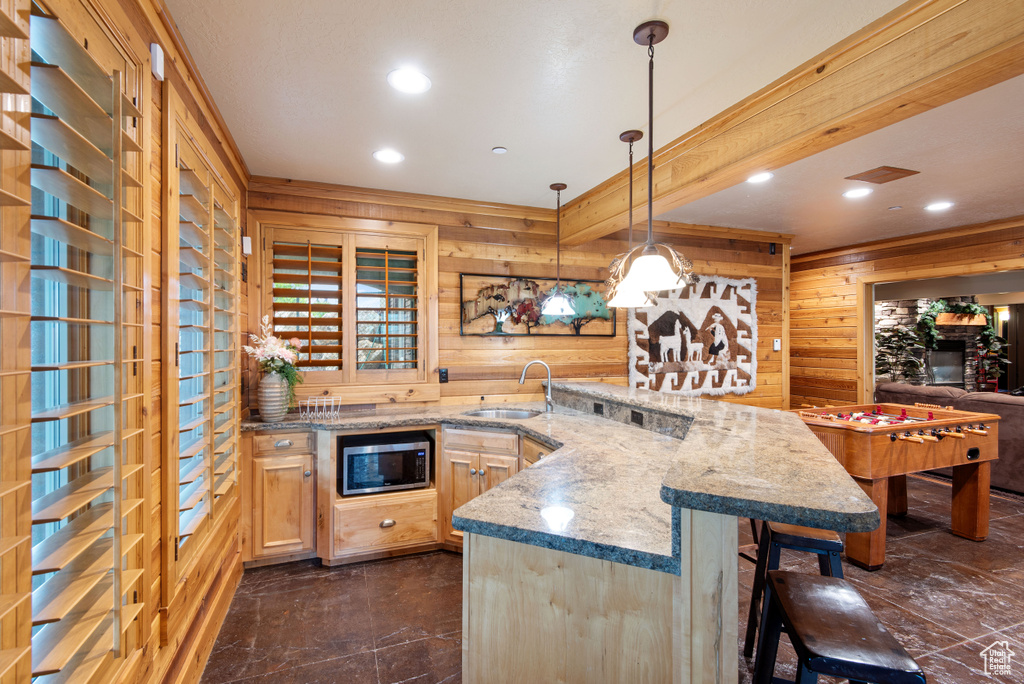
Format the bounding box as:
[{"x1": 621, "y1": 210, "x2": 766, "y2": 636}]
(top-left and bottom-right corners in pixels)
[{"x1": 981, "y1": 640, "x2": 1015, "y2": 676}]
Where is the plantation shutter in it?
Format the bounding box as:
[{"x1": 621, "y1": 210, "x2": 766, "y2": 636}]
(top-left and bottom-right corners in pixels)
[
  {"x1": 27, "y1": 4, "x2": 147, "y2": 681},
  {"x1": 271, "y1": 241, "x2": 344, "y2": 371},
  {"x1": 354, "y1": 247, "x2": 418, "y2": 371}
]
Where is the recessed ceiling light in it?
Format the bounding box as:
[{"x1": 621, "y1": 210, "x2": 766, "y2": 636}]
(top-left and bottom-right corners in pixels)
[
  {"x1": 387, "y1": 68, "x2": 431, "y2": 94},
  {"x1": 888, "y1": 206, "x2": 903, "y2": 211},
  {"x1": 746, "y1": 172, "x2": 773, "y2": 184},
  {"x1": 491, "y1": 146, "x2": 508, "y2": 154},
  {"x1": 842, "y1": 187, "x2": 872, "y2": 199},
  {"x1": 372, "y1": 148, "x2": 404, "y2": 164},
  {"x1": 925, "y1": 201, "x2": 954, "y2": 212}
]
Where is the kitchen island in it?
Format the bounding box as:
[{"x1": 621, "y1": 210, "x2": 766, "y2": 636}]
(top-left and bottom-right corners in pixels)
[
  {"x1": 452, "y1": 382, "x2": 879, "y2": 684},
  {"x1": 241, "y1": 381, "x2": 877, "y2": 683}
]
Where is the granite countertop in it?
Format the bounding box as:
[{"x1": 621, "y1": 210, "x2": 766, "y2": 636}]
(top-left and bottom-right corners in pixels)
[{"x1": 242, "y1": 381, "x2": 878, "y2": 576}]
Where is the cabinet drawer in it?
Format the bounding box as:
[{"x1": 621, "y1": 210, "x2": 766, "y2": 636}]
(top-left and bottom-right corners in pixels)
[
  {"x1": 522, "y1": 437, "x2": 553, "y2": 466},
  {"x1": 444, "y1": 427, "x2": 518, "y2": 455},
  {"x1": 254, "y1": 431, "x2": 313, "y2": 455},
  {"x1": 334, "y1": 490, "x2": 437, "y2": 554}
]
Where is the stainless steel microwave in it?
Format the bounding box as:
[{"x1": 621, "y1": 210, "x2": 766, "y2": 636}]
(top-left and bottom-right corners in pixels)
[{"x1": 338, "y1": 431, "x2": 432, "y2": 496}]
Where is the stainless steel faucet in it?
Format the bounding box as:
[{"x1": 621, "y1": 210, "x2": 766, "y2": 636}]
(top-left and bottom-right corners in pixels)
[{"x1": 519, "y1": 360, "x2": 553, "y2": 412}]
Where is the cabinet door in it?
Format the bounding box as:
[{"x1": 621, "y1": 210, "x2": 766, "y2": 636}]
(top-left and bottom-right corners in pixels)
[
  {"x1": 444, "y1": 448, "x2": 478, "y2": 542},
  {"x1": 252, "y1": 454, "x2": 315, "y2": 557},
  {"x1": 480, "y1": 453, "x2": 519, "y2": 493}
]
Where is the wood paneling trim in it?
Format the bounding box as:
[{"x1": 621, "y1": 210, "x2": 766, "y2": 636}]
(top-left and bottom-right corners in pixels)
[{"x1": 792, "y1": 214, "x2": 1024, "y2": 268}]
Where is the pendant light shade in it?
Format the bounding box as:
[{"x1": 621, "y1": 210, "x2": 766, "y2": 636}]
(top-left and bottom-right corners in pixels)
[
  {"x1": 607, "y1": 282, "x2": 653, "y2": 308},
  {"x1": 605, "y1": 21, "x2": 696, "y2": 306},
  {"x1": 541, "y1": 292, "x2": 575, "y2": 316},
  {"x1": 625, "y1": 251, "x2": 684, "y2": 291},
  {"x1": 541, "y1": 183, "x2": 576, "y2": 317}
]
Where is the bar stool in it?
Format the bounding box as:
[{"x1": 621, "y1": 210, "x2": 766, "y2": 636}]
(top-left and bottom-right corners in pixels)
[
  {"x1": 743, "y1": 521, "x2": 843, "y2": 658},
  {"x1": 754, "y1": 570, "x2": 926, "y2": 684}
]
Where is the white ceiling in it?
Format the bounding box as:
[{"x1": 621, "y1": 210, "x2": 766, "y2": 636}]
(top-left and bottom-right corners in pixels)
[
  {"x1": 659, "y1": 75, "x2": 1024, "y2": 254},
  {"x1": 163, "y1": 0, "x2": 906, "y2": 209}
]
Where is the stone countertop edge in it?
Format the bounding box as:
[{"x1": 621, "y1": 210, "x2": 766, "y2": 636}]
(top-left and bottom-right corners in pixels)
[{"x1": 449, "y1": 515, "x2": 680, "y2": 575}]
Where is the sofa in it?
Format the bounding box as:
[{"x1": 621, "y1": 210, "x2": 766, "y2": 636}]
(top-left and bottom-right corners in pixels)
[{"x1": 874, "y1": 382, "x2": 1024, "y2": 495}]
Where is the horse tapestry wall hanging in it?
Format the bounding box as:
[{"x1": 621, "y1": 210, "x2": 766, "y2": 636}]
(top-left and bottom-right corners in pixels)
[{"x1": 628, "y1": 277, "x2": 757, "y2": 396}]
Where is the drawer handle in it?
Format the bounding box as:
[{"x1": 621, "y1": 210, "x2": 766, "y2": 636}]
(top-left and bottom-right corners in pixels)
[
  {"x1": 304, "y1": 470, "x2": 311, "y2": 477},
  {"x1": 380, "y1": 519, "x2": 396, "y2": 529},
  {"x1": 274, "y1": 439, "x2": 293, "y2": 448},
  {"x1": 469, "y1": 468, "x2": 477, "y2": 475}
]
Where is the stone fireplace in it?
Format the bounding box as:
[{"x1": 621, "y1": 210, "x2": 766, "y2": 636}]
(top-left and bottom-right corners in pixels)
[{"x1": 874, "y1": 296, "x2": 981, "y2": 388}]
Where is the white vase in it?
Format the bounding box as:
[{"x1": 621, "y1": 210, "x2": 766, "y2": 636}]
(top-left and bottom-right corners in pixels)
[{"x1": 258, "y1": 372, "x2": 289, "y2": 422}]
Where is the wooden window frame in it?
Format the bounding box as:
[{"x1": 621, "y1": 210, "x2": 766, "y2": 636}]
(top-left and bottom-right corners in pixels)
[
  {"x1": 253, "y1": 211, "x2": 440, "y2": 406},
  {"x1": 160, "y1": 80, "x2": 241, "y2": 635}
]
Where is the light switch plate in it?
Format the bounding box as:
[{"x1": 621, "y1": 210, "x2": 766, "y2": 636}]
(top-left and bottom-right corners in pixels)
[{"x1": 773, "y1": 339, "x2": 782, "y2": 352}]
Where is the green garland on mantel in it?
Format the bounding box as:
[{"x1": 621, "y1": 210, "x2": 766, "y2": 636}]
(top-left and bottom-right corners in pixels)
[{"x1": 916, "y1": 299, "x2": 995, "y2": 349}]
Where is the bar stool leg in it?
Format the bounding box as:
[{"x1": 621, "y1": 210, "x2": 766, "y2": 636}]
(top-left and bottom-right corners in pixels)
[
  {"x1": 823, "y1": 549, "x2": 843, "y2": 578},
  {"x1": 794, "y1": 662, "x2": 819, "y2": 684},
  {"x1": 743, "y1": 521, "x2": 771, "y2": 657},
  {"x1": 753, "y1": 582, "x2": 782, "y2": 684}
]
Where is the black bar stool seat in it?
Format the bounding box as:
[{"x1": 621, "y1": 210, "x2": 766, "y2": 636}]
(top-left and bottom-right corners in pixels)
[
  {"x1": 743, "y1": 521, "x2": 844, "y2": 658},
  {"x1": 754, "y1": 570, "x2": 926, "y2": 684}
]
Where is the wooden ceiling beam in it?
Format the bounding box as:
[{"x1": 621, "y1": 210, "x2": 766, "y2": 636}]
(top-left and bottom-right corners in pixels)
[{"x1": 559, "y1": 0, "x2": 1024, "y2": 246}]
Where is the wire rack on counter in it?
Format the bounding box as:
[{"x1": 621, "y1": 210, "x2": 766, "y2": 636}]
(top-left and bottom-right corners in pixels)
[{"x1": 299, "y1": 396, "x2": 342, "y2": 421}]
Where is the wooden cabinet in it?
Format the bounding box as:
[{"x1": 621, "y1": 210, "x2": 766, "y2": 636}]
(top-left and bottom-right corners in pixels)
[
  {"x1": 252, "y1": 453, "x2": 315, "y2": 558},
  {"x1": 245, "y1": 431, "x2": 316, "y2": 562},
  {"x1": 521, "y1": 436, "x2": 554, "y2": 466},
  {"x1": 333, "y1": 489, "x2": 437, "y2": 557},
  {"x1": 441, "y1": 427, "x2": 519, "y2": 545}
]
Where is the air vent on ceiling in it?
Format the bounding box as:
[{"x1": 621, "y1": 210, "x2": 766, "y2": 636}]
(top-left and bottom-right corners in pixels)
[{"x1": 844, "y1": 166, "x2": 920, "y2": 184}]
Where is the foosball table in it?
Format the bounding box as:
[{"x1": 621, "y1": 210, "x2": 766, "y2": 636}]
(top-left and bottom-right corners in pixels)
[{"x1": 792, "y1": 402, "x2": 1000, "y2": 570}]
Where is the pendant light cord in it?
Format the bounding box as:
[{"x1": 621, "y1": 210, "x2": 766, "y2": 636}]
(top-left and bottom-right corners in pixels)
[
  {"x1": 555, "y1": 187, "x2": 562, "y2": 292},
  {"x1": 646, "y1": 36, "x2": 655, "y2": 247},
  {"x1": 627, "y1": 139, "x2": 634, "y2": 248}
]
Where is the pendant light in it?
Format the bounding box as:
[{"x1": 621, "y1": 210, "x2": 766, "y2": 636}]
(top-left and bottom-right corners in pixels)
[
  {"x1": 541, "y1": 182, "x2": 575, "y2": 317},
  {"x1": 607, "y1": 130, "x2": 653, "y2": 308},
  {"x1": 606, "y1": 21, "x2": 695, "y2": 303}
]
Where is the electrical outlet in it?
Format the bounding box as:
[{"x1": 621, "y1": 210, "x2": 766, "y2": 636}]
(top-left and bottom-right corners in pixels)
[
  {"x1": 773, "y1": 339, "x2": 782, "y2": 352},
  {"x1": 593, "y1": 402, "x2": 604, "y2": 415},
  {"x1": 631, "y1": 410, "x2": 644, "y2": 427},
  {"x1": 438, "y1": 368, "x2": 448, "y2": 383}
]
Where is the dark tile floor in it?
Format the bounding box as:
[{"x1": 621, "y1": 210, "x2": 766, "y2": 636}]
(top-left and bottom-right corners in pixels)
[{"x1": 203, "y1": 476, "x2": 1024, "y2": 683}]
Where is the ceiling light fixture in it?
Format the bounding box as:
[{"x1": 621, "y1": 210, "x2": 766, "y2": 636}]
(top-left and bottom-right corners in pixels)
[
  {"x1": 372, "y1": 148, "x2": 404, "y2": 164},
  {"x1": 747, "y1": 172, "x2": 774, "y2": 184},
  {"x1": 842, "y1": 187, "x2": 873, "y2": 199},
  {"x1": 925, "y1": 201, "x2": 954, "y2": 212},
  {"x1": 607, "y1": 130, "x2": 652, "y2": 308},
  {"x1": 491, "y1": 146, "x2": 508, "y2": 154},
  {"x1": 605, "y1": 21, "x2": 695, "y2": 306},
  {"x1": 386, "y1": 68, "x2": 431, "y2": 94},
  {"x1": 541, "y1": 183, "x2": 575, "y2": 317}
]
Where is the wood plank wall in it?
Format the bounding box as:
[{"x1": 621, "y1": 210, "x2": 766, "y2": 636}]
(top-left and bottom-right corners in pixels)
[
  {"x1": 247, "y1": 178, "x2": 792, "y2": 410},
  {"x1": 38, "y1": 0, "x2": 250, "y2": 682},
  {"x1": 789, "y1": 216, "x2": 1024, "y2": 408}
]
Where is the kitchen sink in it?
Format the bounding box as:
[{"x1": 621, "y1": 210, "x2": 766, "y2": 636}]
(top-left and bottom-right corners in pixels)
[{"x1": 463, "y1": 409, "x2": 543, "y2": 420}]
